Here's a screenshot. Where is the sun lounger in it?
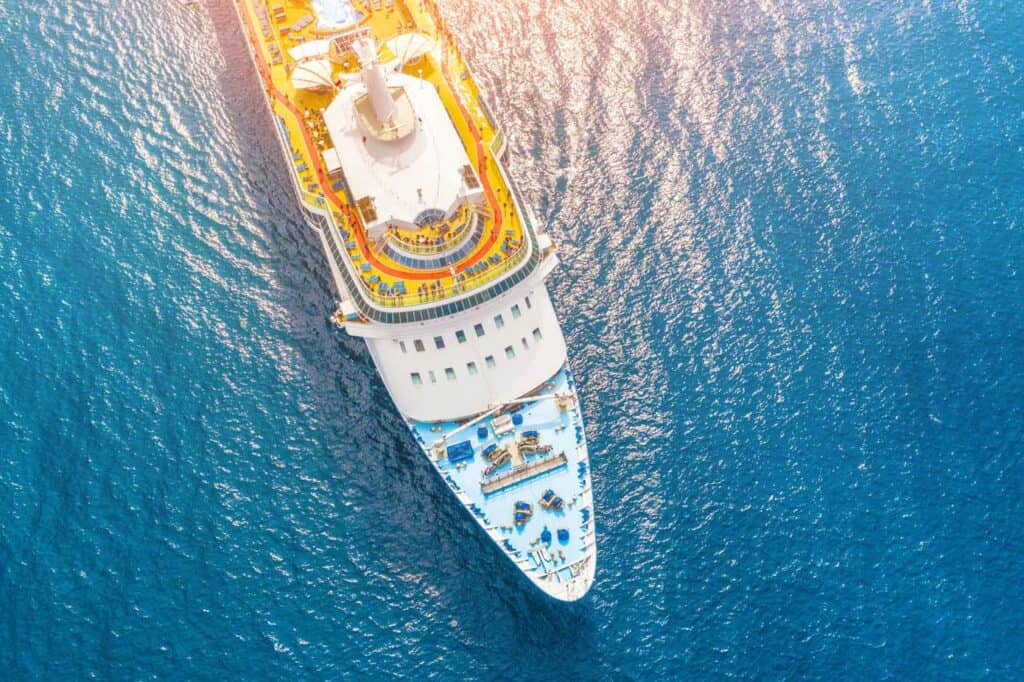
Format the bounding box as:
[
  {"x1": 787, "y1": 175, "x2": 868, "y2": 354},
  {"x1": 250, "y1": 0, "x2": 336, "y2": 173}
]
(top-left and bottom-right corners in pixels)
[
  {"x1": 539, "y1": 489, "x2": 565, "y2": 510},
  {"x1": 491, "y1": 414, "x2": 514, "y2": 436},
  {"x1": 482, "y1": 449, "x2": 510, "y2": 477}
]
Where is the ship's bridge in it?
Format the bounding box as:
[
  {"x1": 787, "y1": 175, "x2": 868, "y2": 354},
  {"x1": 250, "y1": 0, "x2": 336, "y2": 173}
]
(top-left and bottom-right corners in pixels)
[{"x1": 322, "y1": 70, "x2": 483, "y2": 242}]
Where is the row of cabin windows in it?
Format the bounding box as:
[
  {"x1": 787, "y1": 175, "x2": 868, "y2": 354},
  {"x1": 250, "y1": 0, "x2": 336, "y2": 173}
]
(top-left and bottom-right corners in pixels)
[
  {"x1": 409, "y1": 328, "x2": 543, "y2": 386},
  {"x1": 398, "y1": 296, "x2": 534, "y2": 355}
]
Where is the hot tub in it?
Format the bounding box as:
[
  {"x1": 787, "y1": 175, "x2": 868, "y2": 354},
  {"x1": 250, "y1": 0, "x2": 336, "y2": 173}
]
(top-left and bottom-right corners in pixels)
[{"x1": 312, "y1": 0, "x2": 362, "y2": 30}]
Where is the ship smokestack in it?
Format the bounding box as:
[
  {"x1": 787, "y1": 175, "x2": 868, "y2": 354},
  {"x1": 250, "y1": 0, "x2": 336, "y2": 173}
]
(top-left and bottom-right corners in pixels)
[{"x1": 352, "y1": 37, "x2": 395, "y2": 125}]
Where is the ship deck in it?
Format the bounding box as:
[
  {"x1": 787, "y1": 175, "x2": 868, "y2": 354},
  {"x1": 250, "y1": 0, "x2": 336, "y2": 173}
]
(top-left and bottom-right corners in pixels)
[
  {"x1": 407, "y1": 367, "x2": 597, "y2": 600},
  {"x1": 237, "y1": 0, "x2": 529, "y2": 311}
]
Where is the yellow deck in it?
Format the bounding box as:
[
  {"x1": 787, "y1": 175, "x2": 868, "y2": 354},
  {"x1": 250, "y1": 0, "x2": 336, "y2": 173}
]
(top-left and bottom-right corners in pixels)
[{"x1": 237, "y1": 0, "x2": 528, "y2": 309}]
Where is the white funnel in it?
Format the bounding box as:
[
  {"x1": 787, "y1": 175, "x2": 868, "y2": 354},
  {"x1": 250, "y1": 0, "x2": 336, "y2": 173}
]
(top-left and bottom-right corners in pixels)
[{"x1": 352, "y1": 37, "x2": 395, "y2": 125}]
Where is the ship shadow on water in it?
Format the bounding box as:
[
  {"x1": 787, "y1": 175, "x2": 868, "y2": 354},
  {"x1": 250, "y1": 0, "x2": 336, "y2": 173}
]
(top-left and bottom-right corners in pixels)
[{"x1": 200, "y1": 0, "x2": 423, "y2": 481}]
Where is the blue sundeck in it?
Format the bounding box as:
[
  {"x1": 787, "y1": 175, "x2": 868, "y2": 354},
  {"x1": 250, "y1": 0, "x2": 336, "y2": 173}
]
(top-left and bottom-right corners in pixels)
[{"x1": 407, "y1": 367, "x2": 596, "y2": 598}]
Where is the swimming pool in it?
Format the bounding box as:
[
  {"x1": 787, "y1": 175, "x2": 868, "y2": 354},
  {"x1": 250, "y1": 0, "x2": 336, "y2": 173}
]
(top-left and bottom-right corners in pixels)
[{"x1": 312, "y1": 0, "x2": 362, "y2": 30}]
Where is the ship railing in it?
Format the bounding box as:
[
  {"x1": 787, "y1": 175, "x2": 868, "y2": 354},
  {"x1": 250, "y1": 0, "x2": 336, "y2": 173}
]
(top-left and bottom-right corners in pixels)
[
  {"x1": 315, "y1": 202, "x2": 541, "y2": 324},
  {"x1": 360, "y1": 237, "x2": 531, "y2": 309},
  {"x1": 386, "y1": 208, "x2": 476, "y2": 256},
  {"x1": 381, "y1": 217, "x2": 485, "y2": 271},
  {"x1": 490, "y1": 129, "x2": 506, "y2": 158},
  {"x1": 289, "y1": 148, "x2": 540, "y2": 324}
]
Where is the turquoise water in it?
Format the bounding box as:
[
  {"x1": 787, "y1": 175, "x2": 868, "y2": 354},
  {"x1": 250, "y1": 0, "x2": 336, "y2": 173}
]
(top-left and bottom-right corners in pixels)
[{"x1": 1, "y1": 0, "x2": 1022, "y2": 678}]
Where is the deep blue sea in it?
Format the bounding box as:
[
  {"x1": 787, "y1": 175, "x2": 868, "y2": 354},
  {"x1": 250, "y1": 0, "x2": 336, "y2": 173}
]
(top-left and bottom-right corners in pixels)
[{"x1": 1, "y1": 0, "x2": 1022, "y2": 678}]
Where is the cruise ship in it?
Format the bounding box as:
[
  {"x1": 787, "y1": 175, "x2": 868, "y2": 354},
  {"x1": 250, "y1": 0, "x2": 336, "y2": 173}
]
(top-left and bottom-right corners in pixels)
[{"x1": 234, "y1": 0, "x2": 596, "y2": 600}]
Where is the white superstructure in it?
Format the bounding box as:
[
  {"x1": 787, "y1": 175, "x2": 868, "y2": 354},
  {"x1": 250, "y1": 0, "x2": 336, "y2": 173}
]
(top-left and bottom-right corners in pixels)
[
  {"x1": 357, "y1": 288, "x2": 566, "y2": 422},
  {"x1": 322, "y1": 68, "x2": 483, "y2": 239}
]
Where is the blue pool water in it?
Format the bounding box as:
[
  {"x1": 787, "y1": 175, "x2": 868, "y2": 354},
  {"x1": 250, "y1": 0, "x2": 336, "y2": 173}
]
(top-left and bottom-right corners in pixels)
[
  {"x1": 312, "y1": 0, "x2": 361, "y2": 30},
  {"x1": 1, "y1": 0, "x2": 1022, "y2": 678}
]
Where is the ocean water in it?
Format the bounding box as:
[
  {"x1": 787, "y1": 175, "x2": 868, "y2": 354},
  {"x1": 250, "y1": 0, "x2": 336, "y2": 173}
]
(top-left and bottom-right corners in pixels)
[{"x1": 1, "y1": 0, "x2": 1022, "y2": 678}]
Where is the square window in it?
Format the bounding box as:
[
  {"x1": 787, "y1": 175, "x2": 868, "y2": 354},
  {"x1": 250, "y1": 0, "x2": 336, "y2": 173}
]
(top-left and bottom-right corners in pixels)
[
  {"x1": 429, "y1": 370, "x2": 437, "y2": 384},
  {"x1": 455, "y1": 330, "x2": 467, "y2": 344},
  {"x1": 533, "y1": 328, "x2": 542, "y2": 342},
  {"x1": 494, "y1": 314, "x2": 504, "y2": 328},
  {"x1": 505, "y1": 345, "x2": 515, "y2": 359},
  {"x1": 522, "y1": 337, "x2": 529, "y2": 349},
  {"x1": 445, "y1": 367, "x2": 456, "y2": 381},
  {"x1": 467, "y1": 361, "x2": 478, "y2": 375},
  {"x1": 411, "y1": 372, "x2": 422, "y2": 385},
  {"x1": 511, "y1": 304, "x2": 521, "y2": 319},
  {"x1": 525, "y1": 296, "x2": 532, "y2": 309},
  {"x1": 485, "y1": 355, "x2": 496, "y2": 368},
  {"x1": 474, "y1": 323, "x2": 485, "y2": 338},
  {"x1": 399, "y1": 340, "x2": 407, "y2": 353},
  {"x1": 434, "y1": 336, "x2": 445, "y2": 350},
  {"x1": 414, "y1": 339, "x2": 425, "y2": 352}
]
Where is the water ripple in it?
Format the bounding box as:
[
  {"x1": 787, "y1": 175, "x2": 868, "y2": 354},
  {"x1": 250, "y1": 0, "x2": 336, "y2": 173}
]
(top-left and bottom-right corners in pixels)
[{"x1": 1, "y1": 0, "x2": 1023, "y2": 678}]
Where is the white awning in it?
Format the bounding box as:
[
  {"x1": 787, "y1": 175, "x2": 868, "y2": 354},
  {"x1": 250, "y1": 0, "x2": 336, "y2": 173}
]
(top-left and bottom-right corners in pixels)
[
  {"x1": 291, "y1": 59, "x2": 333, "y2": 91},
  {"x1": 322, "y1": 147, "x2": 343, "y2": 174},
  {"x1": 384, "y1": 33, "x2": 435, "y2": 67},
  {"x1": 288, "y1": 39, "x2": 331, "y2": 63}
]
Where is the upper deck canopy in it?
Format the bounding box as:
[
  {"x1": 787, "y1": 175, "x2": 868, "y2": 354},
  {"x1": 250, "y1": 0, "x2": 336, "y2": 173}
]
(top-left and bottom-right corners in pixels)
[
  {"x1": 322, "y1": 71, "x2": 483, "y2": 238},
  {"x1": 290, "y1": 59, "x2": 333, "y2": 91}
]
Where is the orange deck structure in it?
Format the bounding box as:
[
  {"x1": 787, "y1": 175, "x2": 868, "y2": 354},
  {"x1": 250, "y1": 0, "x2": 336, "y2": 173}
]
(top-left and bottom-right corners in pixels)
[{"x1": 236, "y1": 0, "x2": 539, "y2": 313}]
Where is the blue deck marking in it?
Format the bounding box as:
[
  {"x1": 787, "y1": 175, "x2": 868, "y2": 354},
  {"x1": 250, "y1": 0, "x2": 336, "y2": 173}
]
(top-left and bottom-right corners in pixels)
[{"x1": 407, "y1": 367, "x2": 593, "y2": 574}]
